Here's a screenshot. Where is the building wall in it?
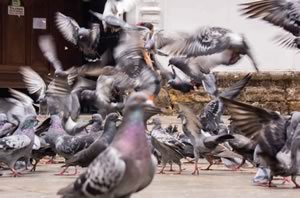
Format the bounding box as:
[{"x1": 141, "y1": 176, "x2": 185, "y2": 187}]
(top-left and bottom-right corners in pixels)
[{"x1": 128, "y1": 0, "x2": 300, "y2": 72}]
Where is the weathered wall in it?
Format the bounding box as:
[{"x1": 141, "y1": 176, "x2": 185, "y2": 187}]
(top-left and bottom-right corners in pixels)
[{"x1": 155, "y1": 72, "x2": 300, "y2": 115}]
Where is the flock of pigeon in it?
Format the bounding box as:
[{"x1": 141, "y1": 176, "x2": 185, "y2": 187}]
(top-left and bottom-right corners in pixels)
[{"x1": 1, "y1": 0, "x2": 300, "y2": 197}]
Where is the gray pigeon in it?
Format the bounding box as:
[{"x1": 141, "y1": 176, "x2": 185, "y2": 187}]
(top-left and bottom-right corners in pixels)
[
  {"x1": 43, "y1": 115, "x2": 98, "y2": 176},
  {"x1": 177, "y1": 104, "x2": 234, "y2": 175},
  {"x1": 62, "y1": 113, "x2": 119, "y2": 168},
  {"x1": 0, "y1": 115, "x2": 38, "y2": 177},
  {"x1": 0, "y1": 113, "x2": 17, "y2": 138},
  {"x1": 57, "y1": 92, "x2": 161, "y2": 198},
  {"x1": 150, "y1": 117, "x2": 185, "y2": 174},
  {"x1": 161, "y1": 26, "x2": 259, "y2": 72},
  {"x1": 0, "y1": 89, "x2": 37, "y2": 126},
  {"x1": 55, "y1": 12, "x2": 101, "y2": 62},
  {"x1": 240, "y1": 0, "x2": 300, "y2": 49},
  {"x1": 64, "y1": 116, "x2": 93, "y2": 136},
  {"x1": 87, "y1": 114, "x2": 104, "y2": 133},
  {"x1": 200, "y1": 73, "x2": 252, "y2": 135},
  {"x1": 220, "y1": 97, "x2": 300, "y2": 188}
]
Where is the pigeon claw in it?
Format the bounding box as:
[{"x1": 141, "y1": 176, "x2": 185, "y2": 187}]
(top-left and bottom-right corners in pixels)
[{"x1": 192, "y1": 167, "x2": 199, "y2": 175}]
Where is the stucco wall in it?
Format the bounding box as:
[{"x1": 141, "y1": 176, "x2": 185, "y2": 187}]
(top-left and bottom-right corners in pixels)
[{"x1": 127, "y1": 0, "x2": 300, "y2": 72}]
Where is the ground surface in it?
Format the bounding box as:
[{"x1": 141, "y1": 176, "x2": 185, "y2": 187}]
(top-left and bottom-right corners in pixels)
[{"x1": 0, "y1": 116, "x2": 299, "y2": 198}]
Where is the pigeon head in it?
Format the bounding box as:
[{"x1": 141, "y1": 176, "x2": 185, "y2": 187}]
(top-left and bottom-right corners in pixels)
[
  {"x1": 0, "y1": 113, "x2": 7, "y2": 122},
  {"x1": 91, "y1": 114, "x2": 103, "y2": 123},
  {"x1": 149, "y1": 117, "x2": 162, "y2": 127},
  {"x1": 20, "y1": 115, "x2": 38, "y2": 129},
  {"x1": 124, "y1": 92, "x2": 161, "y2": 115},
  {"x1": 105, "y1": 113, "x2": 120, "y2": 122}
]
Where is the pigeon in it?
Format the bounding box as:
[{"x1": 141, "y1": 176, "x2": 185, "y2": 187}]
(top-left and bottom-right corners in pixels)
[
  {"x1": 62, "y1": 113, "x2": 119, "y2": 168},
  {"x1": 0, "y1": 113, "x2": 17, "y2": 138},
  {"x1": 57, "y1": 92, "x2": 161, "y2": 198},
  {"x1": 0, "y1": 89, "x2": 37, "y2": 126},
  {"x1": 87, "y1": 114, "x2": 104, "y2": 133},
  {"x1": 220, "y1": 97, "x2": 300, "y2": 188},
  {"x1": 177, "y1": 104, "x2": 234, "y2": 175},
  {"x1": 30, "y1": 137, "x2": 56, "y2": 172},
  {"x1": 240, "y1": 0, "x2": 300, "y2": 49},
  {"x1": 20, "y1": 34, "x2": 86, "y2": 121},
  {"x1": 200, "y1": 73, "x2": 252, "y2": 135},
  {"x1": 160, "y1": 26, "x2": 259, "y2": 72},
  {"x1": 150, "y1": 117, "x2": 185, "y2": 174},
  {"x1": 114, "y1": 31, "x2": 161, "y2": 97},
  {"x1": 55, "y1": 12, "x2": 101, "y2": 62},
  {"x1": 64, "y1": 116, "x2": 93, "y2": 136},
  {"x1": 227, "y1": 132, "x2": 256, "y2": 169},
  {"x1": 43, "y1": 115, "x2": 98, "y2": 175},
  {"x1": 151, "y1": 54, "x2": 195, "y2": 93},
  {"x1": 0, "y1": 115, "x2": 38, "y2": 177}
]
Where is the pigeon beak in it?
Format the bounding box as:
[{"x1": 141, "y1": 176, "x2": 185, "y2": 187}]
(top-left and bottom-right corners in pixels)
[{"x1": 144, "y1": 96, "x2": 162, "y2": 114}]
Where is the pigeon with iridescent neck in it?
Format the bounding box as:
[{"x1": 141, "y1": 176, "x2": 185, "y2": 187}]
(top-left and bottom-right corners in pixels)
[
  {"x1": 0, "y1": 115, "x2": 38, "y2": 177},
  {"x1": 58, "y1": 92, "x2": 160, "y2": 198}
]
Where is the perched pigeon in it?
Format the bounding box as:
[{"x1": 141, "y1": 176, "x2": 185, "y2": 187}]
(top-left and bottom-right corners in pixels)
[
  {"x1": 43, "y1": 115, "x2": 98, "y2": 175},
  {"x1": 0, "y1": 113, "x2": 17, "y2": 138},
  {"x1": 55, "y1": 12, "x2": 101, "y2": 62},
  {"x1": 240, "y1": 0, "x2": 300, "y2": 49},
  {"x1": 58, "y1": 92, "x2": 160, "y2": 198},
  {"x1": 220, "y1": 97, "x2": 300, "y2": 188},
  {"x1": 62, "y1": 113, "x2": 119, "y2": 168},
  {"x1": 64, "y1": 117, "x2": 92, "y2": 136},
  {"x1": 0, "y1": 115, "x2": 38, "y2": 177},
  {"x1": 150, "y1": 117, "x2": 185, "y2": 174},
  {"x1": 177, "y1": 104, "x2": 234, "y2": 175},
  {"x1": 87, "y1": 114, "x2": 104, "y2": 133}
]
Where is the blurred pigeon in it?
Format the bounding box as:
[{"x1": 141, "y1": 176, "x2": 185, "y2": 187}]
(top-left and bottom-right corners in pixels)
[
  {"x1": 150, "y1": 117, "x2": 185, "y2": 174},
  {"x1": 152, "y1": 54, "x2": 195, "y2": 93},
  {"x1": 0, "y1": 89, "x2": 36, "y2": 126},
  {"x1": 240, "y1": 0, "x2": 300, "y2": 49},
  {"x1": 62, "y1": 113, "x2": 119, "y2": 168},
  {"x1": 58, "y1": 92, "x2": 160, "y2": 198},
  {"x1": 220, "y1": 97, "x2": 300, "y2": 188},
  {"x1": 200, "y1": 73, "x2": 252, "y2": 135},
  {"x1": 0, "y1": 115, "x2": 38, "y2": 177},
  {"x1": 161, "y1": 26, "x2": 259, "y2": 72},
  {"x1": 55, "y1": 12, "x2": 101, "y2": 62},
  {"x1": 0, "y1": 113, "x2": 17, "y2": 138},
  {"x1": 177, "y1": 104, "x2": 234, "y2": 175}
]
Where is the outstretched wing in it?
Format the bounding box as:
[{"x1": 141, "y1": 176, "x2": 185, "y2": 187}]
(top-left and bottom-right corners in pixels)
[
  {"x1": 240, "y1": 0, "x2": 300, "y2": 36},
  {"x1": 162, "y1": 26, "x2": 232, "y2": 57},
  {"x1": 19, "y1": 66, "x2": 47, "y2": 99},
  {"x1": 55, "y1": 12, "x2": 80, "y2": 45}
]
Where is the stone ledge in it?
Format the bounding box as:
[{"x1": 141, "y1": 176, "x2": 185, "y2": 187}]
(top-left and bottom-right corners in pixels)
[{"x1": 155, "y1": 71, "x2": 300, "y2": 114}]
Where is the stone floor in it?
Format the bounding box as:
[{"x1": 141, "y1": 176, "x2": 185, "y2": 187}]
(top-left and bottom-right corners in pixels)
[
  {"x1": 0, "y1": 116, "x2": 299, "y2": 198},
  {"x1": 0, "y1": 162, "x2": 299, "y2": 198}
]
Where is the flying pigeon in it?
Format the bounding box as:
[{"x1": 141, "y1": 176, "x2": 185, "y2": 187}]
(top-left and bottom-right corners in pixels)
[{"x1": 55, "y1": 12, "x2": 101, "y2": 62}]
